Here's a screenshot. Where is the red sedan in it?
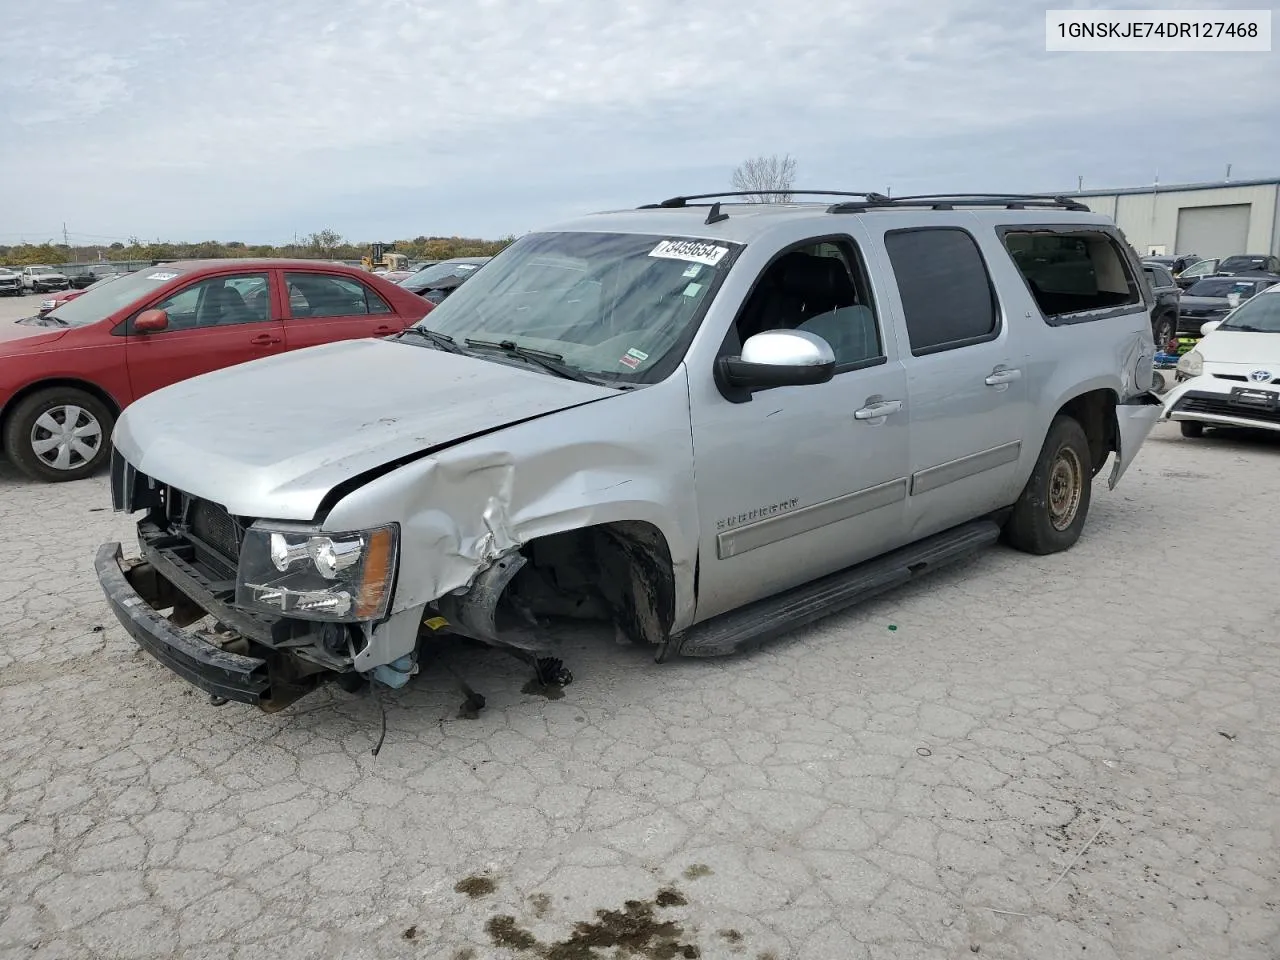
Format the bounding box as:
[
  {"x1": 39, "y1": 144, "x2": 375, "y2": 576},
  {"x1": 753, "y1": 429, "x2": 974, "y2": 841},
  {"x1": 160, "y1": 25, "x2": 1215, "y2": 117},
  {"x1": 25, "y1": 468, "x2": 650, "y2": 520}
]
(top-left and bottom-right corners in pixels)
[{"x1": 0, "y1": 259, "x2": 432, "y2": 482}]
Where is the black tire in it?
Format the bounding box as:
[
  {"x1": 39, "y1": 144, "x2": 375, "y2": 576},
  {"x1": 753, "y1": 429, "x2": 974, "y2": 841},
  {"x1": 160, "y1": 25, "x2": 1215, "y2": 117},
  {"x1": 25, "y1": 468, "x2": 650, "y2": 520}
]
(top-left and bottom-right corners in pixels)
[
  {"x1": 1152, "y1": 313, "x2": 1175, "y2": 350},
  {"x1": 1180, "y1": 420, "x2": 1204, "y2": 439},
  {"x1": 1003, "y1": 415, "x2": 1093, "y2": 556},
  {"x1": 3, "y1": 387, "x2": 114, "y2": 482}
]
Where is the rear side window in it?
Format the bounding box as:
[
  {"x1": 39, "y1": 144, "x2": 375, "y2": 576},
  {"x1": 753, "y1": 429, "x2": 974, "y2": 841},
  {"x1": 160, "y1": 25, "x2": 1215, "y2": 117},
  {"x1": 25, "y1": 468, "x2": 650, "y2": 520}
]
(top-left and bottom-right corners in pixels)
[
  {"x1": 1003, "y1": 230, "x2": 1141, "y2": 322},
  {"x1": 883, "y1": 228, "x2": 998, "y2": 356},
  {"x1": 285, "y1": 273, "x2": 392, "y2": 318}
]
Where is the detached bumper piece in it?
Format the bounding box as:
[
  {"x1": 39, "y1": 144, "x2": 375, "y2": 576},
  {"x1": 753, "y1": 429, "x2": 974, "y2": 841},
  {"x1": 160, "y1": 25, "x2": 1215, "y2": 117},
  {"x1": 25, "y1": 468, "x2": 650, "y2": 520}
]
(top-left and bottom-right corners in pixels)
[{"x1": 96, "y1": 542, "x2": 270, "y2": 704}]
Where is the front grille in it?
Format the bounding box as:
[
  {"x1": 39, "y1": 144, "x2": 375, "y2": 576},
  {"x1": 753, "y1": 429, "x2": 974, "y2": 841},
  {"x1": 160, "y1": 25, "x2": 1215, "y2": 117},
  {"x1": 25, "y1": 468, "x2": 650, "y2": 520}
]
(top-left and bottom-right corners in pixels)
[
  {"x1": 190, "y1": 499, "x2": 242, "y2": 563},
  {"x1": 1176, "y1": 393, "x2": 1280, "y2": 425}
]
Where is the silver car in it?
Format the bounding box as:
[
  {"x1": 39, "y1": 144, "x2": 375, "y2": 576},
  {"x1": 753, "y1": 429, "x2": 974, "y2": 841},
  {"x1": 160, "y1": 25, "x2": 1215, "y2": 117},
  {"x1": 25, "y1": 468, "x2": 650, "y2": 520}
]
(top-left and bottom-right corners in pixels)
[{"x1": 98, "y1": 191, "x2": 1162, "y2": 710}]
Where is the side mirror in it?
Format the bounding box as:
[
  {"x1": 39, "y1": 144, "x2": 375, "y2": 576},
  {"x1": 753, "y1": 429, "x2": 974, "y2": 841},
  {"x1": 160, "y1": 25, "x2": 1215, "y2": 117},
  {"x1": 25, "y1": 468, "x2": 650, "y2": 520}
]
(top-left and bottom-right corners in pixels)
[
  {"x1": 134, "y1": 309, "x2": 169, "y2": 333},
  {"x1": 719, "y1": 330, "x2": 836, "y2": 390},
  {"x1": 1200, "y1": 320, "x2": 1221, "y2": 337}
]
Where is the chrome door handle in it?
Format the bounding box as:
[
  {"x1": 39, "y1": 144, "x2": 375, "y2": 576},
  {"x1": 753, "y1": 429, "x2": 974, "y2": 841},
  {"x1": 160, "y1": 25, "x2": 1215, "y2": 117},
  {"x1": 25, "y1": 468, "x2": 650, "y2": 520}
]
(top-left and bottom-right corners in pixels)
[
  {"x1": 985, "y1": 367, "x2": 1022, "y2": 386},
  {"x1": 854, "y1": 399, "x2": 903, "y2": 420}
]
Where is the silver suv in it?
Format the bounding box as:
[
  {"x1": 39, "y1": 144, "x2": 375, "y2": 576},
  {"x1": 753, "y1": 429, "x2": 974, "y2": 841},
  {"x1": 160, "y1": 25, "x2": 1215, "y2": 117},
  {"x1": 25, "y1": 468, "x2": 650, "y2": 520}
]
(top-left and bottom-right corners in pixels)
[{"x1": 98, "y1": 191, "x2": 1162, "y2": 710}]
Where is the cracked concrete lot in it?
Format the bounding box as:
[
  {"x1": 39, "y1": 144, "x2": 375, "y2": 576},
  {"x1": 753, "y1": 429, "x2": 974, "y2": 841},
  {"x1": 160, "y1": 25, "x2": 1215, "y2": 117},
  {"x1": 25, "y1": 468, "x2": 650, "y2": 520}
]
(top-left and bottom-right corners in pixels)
[{"x1": 1, "y1": 410, "x2": 1278, "y2": 955}]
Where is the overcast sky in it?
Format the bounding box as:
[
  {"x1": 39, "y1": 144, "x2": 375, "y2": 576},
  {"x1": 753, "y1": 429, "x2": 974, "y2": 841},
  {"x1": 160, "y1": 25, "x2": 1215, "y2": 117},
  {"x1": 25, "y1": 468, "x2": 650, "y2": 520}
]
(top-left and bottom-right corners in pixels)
[{"x1": 1, "y1": 0, "x2": 1276, "y2": 245}]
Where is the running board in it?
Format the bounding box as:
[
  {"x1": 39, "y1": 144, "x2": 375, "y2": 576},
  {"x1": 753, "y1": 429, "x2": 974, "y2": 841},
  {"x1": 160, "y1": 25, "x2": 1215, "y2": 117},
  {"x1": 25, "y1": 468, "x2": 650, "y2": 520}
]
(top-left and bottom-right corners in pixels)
[{"x1": 673, "y1": 519, "x2": 1001, "y2": 658}]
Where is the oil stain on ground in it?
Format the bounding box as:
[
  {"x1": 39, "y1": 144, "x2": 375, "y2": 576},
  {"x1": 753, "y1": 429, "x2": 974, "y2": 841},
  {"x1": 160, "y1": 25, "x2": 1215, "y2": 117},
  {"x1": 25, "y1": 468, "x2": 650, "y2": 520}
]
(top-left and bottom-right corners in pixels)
[
  {"x1": 455, "y1": 875, "x2": 497, "y2": 899},
  {"x1": 485, "y1": 886, "x2": 701, "y2": 959}
]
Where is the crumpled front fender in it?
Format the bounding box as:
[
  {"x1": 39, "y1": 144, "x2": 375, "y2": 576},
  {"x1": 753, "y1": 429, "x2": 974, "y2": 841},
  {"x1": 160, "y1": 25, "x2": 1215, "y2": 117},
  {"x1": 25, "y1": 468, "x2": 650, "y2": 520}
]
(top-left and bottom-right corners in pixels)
[{"x1": 323, "y1": 371, "x2": 699, "y2": 672}]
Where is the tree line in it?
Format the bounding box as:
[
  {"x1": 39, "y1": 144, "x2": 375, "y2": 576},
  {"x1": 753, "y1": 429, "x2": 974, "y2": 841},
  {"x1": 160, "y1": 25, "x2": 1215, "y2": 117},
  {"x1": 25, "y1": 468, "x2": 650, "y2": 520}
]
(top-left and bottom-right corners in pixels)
[
  {"x1": 0, "y1": 230, "x2": 517, "y2": 268},
  {"x1": 1, "y1": 157, "x2": 799, "y2": 269}
]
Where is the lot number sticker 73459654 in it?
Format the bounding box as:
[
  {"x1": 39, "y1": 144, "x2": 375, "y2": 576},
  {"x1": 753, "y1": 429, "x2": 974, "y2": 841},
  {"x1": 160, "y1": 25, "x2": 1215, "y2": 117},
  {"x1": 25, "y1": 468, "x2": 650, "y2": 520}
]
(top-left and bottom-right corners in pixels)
[{"x1": 648, "y1": 239, "x2": 729, "y2": 267}]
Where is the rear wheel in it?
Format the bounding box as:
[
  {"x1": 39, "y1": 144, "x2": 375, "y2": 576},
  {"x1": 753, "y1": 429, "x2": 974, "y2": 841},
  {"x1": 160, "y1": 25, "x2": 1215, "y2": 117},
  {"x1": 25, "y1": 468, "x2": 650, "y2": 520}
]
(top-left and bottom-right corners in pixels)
[
  {"x1": 1003, "y1": 415, "x2": 1093, "y2": 555},
  {"x1": 1152, "y1": 313, "x2": 1175, "y2": 350},
  {"x1": 3, "y1": 387, "x2": 114, "y2": 482},
  {"x1": 1179, "y1": 420, "x2": 1204, "y2": 439}
]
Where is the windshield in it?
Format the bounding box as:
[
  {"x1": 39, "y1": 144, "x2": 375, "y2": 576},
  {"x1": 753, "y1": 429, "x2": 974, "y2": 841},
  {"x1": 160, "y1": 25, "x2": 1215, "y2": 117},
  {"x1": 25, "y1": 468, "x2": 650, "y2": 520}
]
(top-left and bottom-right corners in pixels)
[
  {"x1": 47, "y1": 267, "x2": 187, "y2": 326},
  {"x1": 405, "y1": 231, "x2": 740, "y2": 381},
  {"x1": 1218, "y1": 256, "x2": 1267, "y2": 271},
  {"x1": 29, "y1": 265, "x2": 56, "y2": 274},
  {"x1": 1185, "y1": 278, "x2": 1271, "y2": 299},
  {"x1": 400, "y1": 260, "x2": 486, "y2": 293},
  {"x1": 1218, "y1": 291, "x2": 1280, "y2": 333}
]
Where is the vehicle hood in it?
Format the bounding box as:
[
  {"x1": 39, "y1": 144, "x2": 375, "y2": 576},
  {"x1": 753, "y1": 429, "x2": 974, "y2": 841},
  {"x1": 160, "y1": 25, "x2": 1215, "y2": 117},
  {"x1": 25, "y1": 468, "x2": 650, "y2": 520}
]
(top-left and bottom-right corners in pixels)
[
  {"x1": 1198, "y1": 330, "x2": 1280, "y2": 366},
  {"x1": 1177, "y1": 296, "x2": 1231, "y2": 314},
  {"x1": 0, "y1": 318, "x2": 69, "y2": 347},
  {"x1": 113, "y1": 337, "x2": 621, "y2": 520}
]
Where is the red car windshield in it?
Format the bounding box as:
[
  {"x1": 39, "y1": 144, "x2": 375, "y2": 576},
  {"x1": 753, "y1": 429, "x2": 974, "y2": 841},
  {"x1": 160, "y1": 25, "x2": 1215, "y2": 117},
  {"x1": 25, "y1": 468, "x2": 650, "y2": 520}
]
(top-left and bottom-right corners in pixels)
[{"x1": 47, "y1": 267, "x2": 188, "y2": 327}]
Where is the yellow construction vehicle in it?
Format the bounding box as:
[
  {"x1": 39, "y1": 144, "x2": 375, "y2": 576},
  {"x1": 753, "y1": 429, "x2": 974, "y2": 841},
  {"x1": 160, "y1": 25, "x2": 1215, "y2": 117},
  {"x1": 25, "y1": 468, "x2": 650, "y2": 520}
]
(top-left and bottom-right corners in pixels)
[{"x1": 360, "y1": 243, "x2": 408, "y2": 273}]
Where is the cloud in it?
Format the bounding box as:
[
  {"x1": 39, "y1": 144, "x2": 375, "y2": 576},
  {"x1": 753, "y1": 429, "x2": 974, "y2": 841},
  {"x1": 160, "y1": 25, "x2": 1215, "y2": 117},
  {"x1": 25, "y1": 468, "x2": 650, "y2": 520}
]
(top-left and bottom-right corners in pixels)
[{"x1": 0, "y1": 0, "x2": 1275, "y2": 241}]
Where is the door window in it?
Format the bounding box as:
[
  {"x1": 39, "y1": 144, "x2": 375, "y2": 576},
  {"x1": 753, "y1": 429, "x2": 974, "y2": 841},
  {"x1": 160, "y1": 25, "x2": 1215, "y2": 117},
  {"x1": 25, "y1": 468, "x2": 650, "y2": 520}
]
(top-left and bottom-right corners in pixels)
[
  {"x1": 145, "y1": 273, "x2": 270, "y2": 331},
  {"x1": 285, "y1": 273, "x2": 392, "y2": 318},
  {"x1": 732, "y1": 238, "x2": 884, "y2": 368},
  {"x1": 884, "y1": 228, "x2": 998, "y2": 355}
]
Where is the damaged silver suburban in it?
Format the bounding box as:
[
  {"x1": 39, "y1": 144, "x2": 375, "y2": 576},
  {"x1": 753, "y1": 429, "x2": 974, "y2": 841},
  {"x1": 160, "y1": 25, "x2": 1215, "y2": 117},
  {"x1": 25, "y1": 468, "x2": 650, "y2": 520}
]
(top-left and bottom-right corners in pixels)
[{"x1": 97, "y1": 191, "x2": 1162, "y2": 711}]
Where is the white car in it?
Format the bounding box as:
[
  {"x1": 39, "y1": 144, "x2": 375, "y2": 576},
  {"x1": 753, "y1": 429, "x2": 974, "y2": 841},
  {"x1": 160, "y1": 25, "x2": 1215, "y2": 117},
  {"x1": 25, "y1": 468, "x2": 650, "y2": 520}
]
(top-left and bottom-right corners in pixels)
[{"x1": 1163, "y1": 284, "x2": 1280, "y2": 437}]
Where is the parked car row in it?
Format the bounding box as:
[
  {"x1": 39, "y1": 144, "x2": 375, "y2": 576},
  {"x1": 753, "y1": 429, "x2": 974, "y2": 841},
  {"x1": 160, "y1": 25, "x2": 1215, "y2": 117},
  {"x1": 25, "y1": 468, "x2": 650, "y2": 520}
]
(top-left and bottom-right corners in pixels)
[{"x1": 0, "y1": 264, "x2": 127, "y2": 295}]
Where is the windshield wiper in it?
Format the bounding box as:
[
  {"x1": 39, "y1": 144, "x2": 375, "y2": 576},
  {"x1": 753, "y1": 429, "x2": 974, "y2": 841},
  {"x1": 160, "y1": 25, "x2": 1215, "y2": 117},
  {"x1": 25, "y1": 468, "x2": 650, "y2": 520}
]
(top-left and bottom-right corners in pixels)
[
  {"x1": 1219, "y1": 324, "x2": 1266, "y2": 332},
  {"x1": 463, "y1": 338, "x2": 604, "y2": 384},
  {"x1": 395, "y1": 326, "x2": 464, "y2": 353}
]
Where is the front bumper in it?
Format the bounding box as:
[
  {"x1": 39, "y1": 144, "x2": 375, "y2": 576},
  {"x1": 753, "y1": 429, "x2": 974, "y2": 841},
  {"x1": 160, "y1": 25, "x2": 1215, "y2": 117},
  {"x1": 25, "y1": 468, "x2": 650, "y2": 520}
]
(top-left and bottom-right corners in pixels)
[
  {"x1": 96, "y1": 541, "x2": 271, "y2": 704},
  {"x1": 1163, "y1": 379, "x2": 1280, "y2": 433}
]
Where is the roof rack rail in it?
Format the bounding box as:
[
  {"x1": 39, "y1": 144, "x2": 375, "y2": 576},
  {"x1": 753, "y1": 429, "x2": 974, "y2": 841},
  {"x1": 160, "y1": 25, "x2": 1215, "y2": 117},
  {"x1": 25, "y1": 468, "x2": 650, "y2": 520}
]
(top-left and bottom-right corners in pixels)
[
  {"x1": 638, "y1": 190, "x2": 890, "y2": 209},
  {"x1": 827, "y1": 193, "x2": 1091, "y2": 213}
]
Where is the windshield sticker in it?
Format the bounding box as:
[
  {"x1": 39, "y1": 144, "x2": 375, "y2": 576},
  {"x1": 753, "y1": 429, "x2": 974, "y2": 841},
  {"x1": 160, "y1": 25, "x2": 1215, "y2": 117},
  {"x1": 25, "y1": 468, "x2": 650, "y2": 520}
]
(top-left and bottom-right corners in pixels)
[
  {"x1": 649, "y1": 239, "x2": 729, "y2": 267},
  {"x1": 682, "y1": 282, "x2": 703, "y2": 298},
  {"x1": 683, "y1": 264, "x2": 702, "y2": 278},
  {"x1": 618, "y1": 347, "x2": 648, "y2": 370},
  {"x1": 146, "y1": 271, "x2": 178, "y2": 281}
]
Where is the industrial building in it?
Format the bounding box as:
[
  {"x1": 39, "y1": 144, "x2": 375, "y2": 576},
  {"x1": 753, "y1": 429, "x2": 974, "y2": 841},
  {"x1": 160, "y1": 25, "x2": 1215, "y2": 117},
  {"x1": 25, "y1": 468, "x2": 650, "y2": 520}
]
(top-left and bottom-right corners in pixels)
[{"x1": 1064, "y1": 177, "x2": 1280, "y2": 259}]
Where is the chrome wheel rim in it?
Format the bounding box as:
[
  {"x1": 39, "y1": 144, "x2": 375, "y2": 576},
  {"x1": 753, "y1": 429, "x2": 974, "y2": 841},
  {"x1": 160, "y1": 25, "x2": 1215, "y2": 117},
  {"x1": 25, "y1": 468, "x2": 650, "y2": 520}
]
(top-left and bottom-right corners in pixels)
[
  {"x1": 30, "y1": 404, "x2": 103, "y2": 471},
  {"x1": 1047, "y1": 447, "x2": 1083, "y2": 532}
]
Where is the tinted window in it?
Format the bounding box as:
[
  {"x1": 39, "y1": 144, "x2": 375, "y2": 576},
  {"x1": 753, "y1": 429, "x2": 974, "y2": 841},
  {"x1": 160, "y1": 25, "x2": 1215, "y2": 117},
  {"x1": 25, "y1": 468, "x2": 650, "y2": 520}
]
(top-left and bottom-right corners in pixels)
[
  {"x1": 1184, "y1": 278, "x2": 1270, "y2": 299},
  {"x1": 285, "y1": 273, "x2": 391, "y2": 318},
  {"x1": 884, "y1": 228, "x2": 997, "y2": 354},
  {"x1": 401, "y1": 260, "x2": 485, "y2": 293},
  {"x1": 1003, "y1": 230, "x2": 1141, "y2": 320},
  {"x1": 148, "y1": 273, "x2": 270, "y2": 330},
  {"x1": 1151, "y1": 265, "x2": 1175, "y2": 287},
  {"x1": 1218, "y1": 256, "x2": 1268, "y2": 272}
]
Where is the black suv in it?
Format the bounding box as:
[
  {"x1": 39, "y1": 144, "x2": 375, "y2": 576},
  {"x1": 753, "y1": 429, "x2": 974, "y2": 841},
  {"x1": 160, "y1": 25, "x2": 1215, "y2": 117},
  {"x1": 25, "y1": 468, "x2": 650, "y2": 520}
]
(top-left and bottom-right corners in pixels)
[
  {"x1": 1216, "y1": 254, "x2": 1280, "y2": 276},
  {"x1": 1142, "y1": 262, "x2": 1181, "y2": 347}
]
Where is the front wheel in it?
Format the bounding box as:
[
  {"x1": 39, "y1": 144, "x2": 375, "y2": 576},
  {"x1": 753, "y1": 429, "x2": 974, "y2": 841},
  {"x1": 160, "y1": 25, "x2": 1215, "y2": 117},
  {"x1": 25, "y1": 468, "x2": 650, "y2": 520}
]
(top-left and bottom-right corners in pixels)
[
  {"x1": 1003, "y1": 415, "x2": 1093, "y2": 555},
  {"x1": 3, "y1": 387, "x2": 115, "y2": 482},
  {"x1": 1179, "y1": 420, "x2": 1204, "y2": 439},
  {"x1": 1152, "y1": 314, "x2": 1175, "y2": 350}
]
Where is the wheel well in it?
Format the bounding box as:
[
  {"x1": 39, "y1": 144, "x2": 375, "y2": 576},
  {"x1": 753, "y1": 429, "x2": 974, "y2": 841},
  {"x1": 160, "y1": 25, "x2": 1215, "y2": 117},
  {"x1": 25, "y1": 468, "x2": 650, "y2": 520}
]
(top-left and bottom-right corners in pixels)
[
  {"x1": 1057, "y1": 389, "x2": 1116, "y2": 477},
  {"x1": 0, "y1": 379, "x2": 121, "y2": 448},
  {"x1": 501, "y1": 521, "x2": 676, "y2": 646}
]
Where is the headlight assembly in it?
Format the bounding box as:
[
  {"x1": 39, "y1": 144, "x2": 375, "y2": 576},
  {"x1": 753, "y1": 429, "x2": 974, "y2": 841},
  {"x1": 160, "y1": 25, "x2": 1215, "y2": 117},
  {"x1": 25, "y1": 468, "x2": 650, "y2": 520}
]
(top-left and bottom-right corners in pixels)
[
  {"x1": 235, "y1": 522, "x2": 398, "y2": 622},
  {"x1": 1176, "y1": 350, "x2": 1203, "y2": 377}
]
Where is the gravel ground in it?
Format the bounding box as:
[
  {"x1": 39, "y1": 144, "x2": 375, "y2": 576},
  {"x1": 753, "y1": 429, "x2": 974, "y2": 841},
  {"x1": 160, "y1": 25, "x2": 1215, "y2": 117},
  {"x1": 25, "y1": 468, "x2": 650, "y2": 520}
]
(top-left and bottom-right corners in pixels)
[{"x1": 1, "y1": 288, "x2": 1277, "y2": 958}]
